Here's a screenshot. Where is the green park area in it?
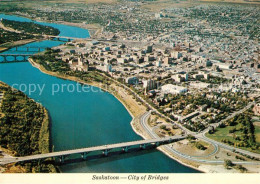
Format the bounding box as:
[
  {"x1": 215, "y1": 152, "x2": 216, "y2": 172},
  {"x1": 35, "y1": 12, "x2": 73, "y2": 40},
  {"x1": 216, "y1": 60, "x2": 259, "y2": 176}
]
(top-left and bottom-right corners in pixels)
[{"x1": 206, "y1": 110, "x2": 260, "y2": 154}]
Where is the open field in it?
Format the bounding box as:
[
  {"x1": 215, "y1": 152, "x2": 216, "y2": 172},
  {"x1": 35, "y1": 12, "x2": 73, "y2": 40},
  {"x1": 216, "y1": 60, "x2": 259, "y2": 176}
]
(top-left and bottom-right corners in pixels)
[
  {"x1": 43, "y1": 0, "x2": 117, "y2": 4},
  {"x1": 141, "y1": 0, "x2": 197, "y2": 11},
  {"x1": 254, "y1": 122, "x2": 260, "y2": 143},
  {"x1": 173, "y1": 139, "x2": 216, "y2": 157},
  {"x1": 200, "y1": 0, "x2": 260, "y2": 4},
  {"x1": 140, "y1": 0, "x2": 260, "y2": 11},
  {"x1": 206, "y1": 124, "x2": 260, "y2": 154}
]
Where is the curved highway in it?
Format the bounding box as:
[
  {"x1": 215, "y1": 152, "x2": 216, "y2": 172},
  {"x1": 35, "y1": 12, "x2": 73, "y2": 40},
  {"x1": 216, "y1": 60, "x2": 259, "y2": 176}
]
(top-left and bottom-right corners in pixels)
[
  {"x1": 140, "y1": 111, "x2": 260, "y2": 165},
  {"x1": 100, "y1": 73, "x2": 260, "y2": 165}
]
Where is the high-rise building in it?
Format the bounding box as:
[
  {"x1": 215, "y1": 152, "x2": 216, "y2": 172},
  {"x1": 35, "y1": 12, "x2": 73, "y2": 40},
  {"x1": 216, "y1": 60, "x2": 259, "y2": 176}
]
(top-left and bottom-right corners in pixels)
[
  {"x1": 143, "y1": 79, "x2": 156, "y2": 90},
  {"x1": 146, "y1": 46, "x2": 153, "y2": 53}
]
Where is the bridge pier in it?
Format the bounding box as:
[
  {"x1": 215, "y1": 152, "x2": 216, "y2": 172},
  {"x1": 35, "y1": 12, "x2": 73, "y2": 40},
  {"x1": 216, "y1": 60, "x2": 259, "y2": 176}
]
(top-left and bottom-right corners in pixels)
[
  {"x1": 0, "y1": 54, "x2": 31, "y2": 63},
  {"x1": 140, "y1": 144, "x2": 147, "y2": 149},
  {"x1": 2, "y1": 136, "x2": 186, "y2": 165},
  {"x1": 3, "y1": 56, "x2": 7, "y2": 62},
  {"x1": 81, "y1": 152, "x2": 88, "y2": 160},
  {"x1": 59, "y1": 156, "x2": 65, "y2": 163},
  {"x1": 103, "y1": 149, "x2": 110, "y2": 156},
  {"x1": 122, "y1": 146, "x2": 129, "y2": 153}
]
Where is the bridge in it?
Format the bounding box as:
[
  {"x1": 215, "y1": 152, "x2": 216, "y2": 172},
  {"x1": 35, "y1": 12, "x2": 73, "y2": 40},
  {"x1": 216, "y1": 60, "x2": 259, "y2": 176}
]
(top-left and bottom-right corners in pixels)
[
  {"x1": 0, "y1": 54, "x2": 32, "y2": 63},
  {"x1": 0, "y1": 135, "x2": 186, "y2": 165},
  {"x1": 43, "y1": 35, "x2": 82, "y2": 42},
  {"x1": 10, "y1": 46, "x2": 48, "y2": 52}
]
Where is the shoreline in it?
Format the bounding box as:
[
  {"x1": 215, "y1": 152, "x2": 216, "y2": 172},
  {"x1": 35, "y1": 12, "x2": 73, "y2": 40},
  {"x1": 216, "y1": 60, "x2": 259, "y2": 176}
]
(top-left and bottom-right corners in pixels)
[
  {"x1": 129, "y1": 117, "x2": 204, "y2": 173},
  {"x1": 1, "y1": 12, "x2": 257, "y2": 174},
  {"x1": 54, "y1": 21, "x2": 101, "y2": 38},
  {"x1": 0, "y1": 13, "x2": 225, "y2": 172},
  {"x1": 1, "y1": 13, "x2": 100, "y2": 38},
  {"x1": 0, "y1": 39, "x2": 42, "y2": 53},
  {"x1": 28, "y1": 58, "x2": 208, "y2": 173},
  {"x1": 0, "y1": 13, "x2": 223, "y2": 173},
  {"x1": 0, "y1": 81, "x2": 57, "y2": 173}
]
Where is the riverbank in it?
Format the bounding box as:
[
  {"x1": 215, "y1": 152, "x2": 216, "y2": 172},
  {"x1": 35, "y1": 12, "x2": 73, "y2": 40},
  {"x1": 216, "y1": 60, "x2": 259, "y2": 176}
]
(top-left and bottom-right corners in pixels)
[
  {"x1": 0, "y1": 17, "x2": 59, "y2": 50},
  {"x1": 55, "y1": 21, "x2": 101, "y2": 38},
  {"x1": 30, "y1": 56, "x2": 252, "y2": 173},
  {"x1": 28, "y1": 58, "x2": 218, "y2": 173},
  {"x1": 0, "y1": 39, "x2": 42, "y2": 53},
  {"x1": 0, "y1": 81, "x2": 58, "y2": 173},
  {"x1": 29, "y1": 58, "x2": 146, "y2": 117}
]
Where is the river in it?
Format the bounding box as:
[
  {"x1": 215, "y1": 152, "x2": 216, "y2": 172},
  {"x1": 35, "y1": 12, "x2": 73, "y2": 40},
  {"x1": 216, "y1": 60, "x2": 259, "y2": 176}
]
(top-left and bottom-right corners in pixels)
[{"x1": 0, "y1": 14, "x2": 199, "y2": 173}]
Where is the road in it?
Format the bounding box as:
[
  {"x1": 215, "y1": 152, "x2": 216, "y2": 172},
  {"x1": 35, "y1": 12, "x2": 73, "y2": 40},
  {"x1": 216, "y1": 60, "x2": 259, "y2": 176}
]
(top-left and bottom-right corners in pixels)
[
  {"x1": 199, "y1": 133, "x2": 260, "y2": 159},
  {"x1": 102, "y1": 73, "x2": 260, "y2": 161},
  {"x1": 194, "y1": 101, "x2": 260, "y2": 159},
  {"x1": 139, "y1": 111, "x2": 260, "y2": 165},
  {"x1": 0, "y1": 135, "x2": 185, "y2": 165},
  {"x1": 100, "y1": 73, "x2": 192, "y2": 134},
  {"x1": 200, "y1": 102, "x2": 256, "y2": 133}
]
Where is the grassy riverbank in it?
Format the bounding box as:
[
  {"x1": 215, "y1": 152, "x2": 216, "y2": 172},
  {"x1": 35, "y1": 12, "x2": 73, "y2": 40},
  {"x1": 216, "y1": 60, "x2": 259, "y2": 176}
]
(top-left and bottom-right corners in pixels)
[
  {"x1": 29, "y1": 55, "x2": 260, "y2": 173},
  {"x1": 0, "y1": 38, "x2": 41, "y2": 52},
  {"x1": 28, "y1": 56, "x2": 147, "y2": 118},
  {"x1": 28, "y1": 57, "x2": 210, "y2": 173},
  {"x1": 0, "y1": 18, "x2": 60, "y2": 51},
  {"x1": 0, "y1": 82, "x2": 58, "y2": 173}
]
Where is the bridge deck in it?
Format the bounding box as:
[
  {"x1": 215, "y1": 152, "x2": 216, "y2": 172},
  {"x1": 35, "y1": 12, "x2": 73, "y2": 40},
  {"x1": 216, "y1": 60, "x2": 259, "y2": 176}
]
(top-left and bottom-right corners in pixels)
[
  {"x1": 45, "y1": 35, "x2": 81, "y2": 40},
  {"x1": 1, "y1": 135, "x2": 185, "y2": 164},
  {"x1": 0, "y1": 54, "x2": 32, "y2": 56}
]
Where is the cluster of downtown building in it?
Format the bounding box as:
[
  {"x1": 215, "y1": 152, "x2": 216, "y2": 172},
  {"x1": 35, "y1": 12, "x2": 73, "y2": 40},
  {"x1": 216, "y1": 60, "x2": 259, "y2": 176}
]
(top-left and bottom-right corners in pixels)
[
  {"x1": 20, "y1": 2, "x2": 260, "y2": 131},
  {"x1": 55, "y1": 33, "x2": 259, "y2": 131},
  {"x1": 28, "y1": 2, "x2": 259, "y2": 74}
]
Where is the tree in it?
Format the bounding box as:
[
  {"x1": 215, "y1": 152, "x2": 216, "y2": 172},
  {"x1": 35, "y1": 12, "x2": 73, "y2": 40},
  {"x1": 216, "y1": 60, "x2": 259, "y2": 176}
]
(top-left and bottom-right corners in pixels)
[
  {"x1": 234, "y1": 165, "x2": 247, "y2": 173},
  {"x1": 187, "y1": 135, "x2": 196, "y2": 141},
  {"x1": 160, "y1": 125, "x2": 166, "y2": 130},
  {"x1": 224, "y1": 159, "x2": 234, "y2": 169}
]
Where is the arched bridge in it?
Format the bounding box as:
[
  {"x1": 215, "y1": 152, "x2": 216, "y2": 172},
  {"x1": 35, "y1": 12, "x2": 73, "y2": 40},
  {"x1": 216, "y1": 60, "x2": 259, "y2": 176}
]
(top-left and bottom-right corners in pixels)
[
  {"x1": 0, "y1": 54, "x2": 32, "y2": 63},
  {"x1": 0, "y1": 135, "x2": 186, "y2": 165}
]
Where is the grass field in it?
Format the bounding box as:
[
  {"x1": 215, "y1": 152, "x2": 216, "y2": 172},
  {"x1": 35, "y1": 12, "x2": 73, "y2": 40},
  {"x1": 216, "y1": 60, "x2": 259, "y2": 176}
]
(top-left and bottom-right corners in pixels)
[
  {"x1": 206, "y1": 123, "x2": 260, "y2": 154},
  {"x1": 45, "y1": 0, "x2": 117, "y2": 4},
  {"x1": 206, "y1": 125, "x2": 242, "y2": 143},
  {"x1": 254, "y1": 122, "x2": 260, "y2": 143},
  {"x1": 200, "y1": 0, "x2": 260, "y2": 4},
  {"x1": 140, "y1": 0, "x2": 260, "y2": 11}
]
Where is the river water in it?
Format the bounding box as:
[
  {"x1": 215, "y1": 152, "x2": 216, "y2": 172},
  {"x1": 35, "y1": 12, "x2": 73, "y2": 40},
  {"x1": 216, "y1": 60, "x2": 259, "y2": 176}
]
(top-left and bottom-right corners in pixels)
[{"x1": 0, "y1": 14, "x2": 199, "y2": 173}]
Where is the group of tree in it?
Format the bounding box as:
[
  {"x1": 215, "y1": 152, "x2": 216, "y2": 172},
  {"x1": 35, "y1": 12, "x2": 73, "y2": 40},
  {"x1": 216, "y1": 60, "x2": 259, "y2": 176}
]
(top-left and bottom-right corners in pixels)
[
  {"x1": 31, "y1": 50, "x2": 105, "y2": 83},
  {"x1": 219, "y1": 111, "x2": 259, "y2": 151},
  {"x1": 0, "y1": 83, "x2": 57, "y2": 173},
  {"x1": 1, "y1": 19, "x2": 60, "y2": 36},
  {"x1": 0, "y1": 28, "x2": 34, "y2": 44},
  {"x1": 224, "y1": 159, "x2": 247, "y2": 172}
]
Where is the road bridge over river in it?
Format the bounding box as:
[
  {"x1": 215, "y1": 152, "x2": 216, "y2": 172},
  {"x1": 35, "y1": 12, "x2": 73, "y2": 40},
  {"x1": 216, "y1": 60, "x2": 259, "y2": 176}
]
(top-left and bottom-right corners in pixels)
[
  {"x1": 0, "y1": 135, "x2": 186, "y2": 165},
  {"x1": 0, "y1": 54, "x2": 32, "y2": 63}
]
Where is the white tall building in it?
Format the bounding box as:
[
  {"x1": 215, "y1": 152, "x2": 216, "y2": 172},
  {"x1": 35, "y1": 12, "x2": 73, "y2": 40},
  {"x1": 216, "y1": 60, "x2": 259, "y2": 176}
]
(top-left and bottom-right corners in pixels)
[
  {"x1": 156, "y1": 59, "x2": 162, "y2": 67},
  {"x1": 161, "y1": 84, "x2": 187, "y2": 94},
  {"x1": 143, "y1": 79, "x2": 156, "y2": 90}
]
